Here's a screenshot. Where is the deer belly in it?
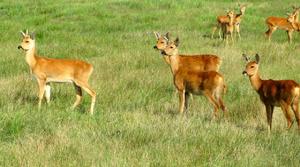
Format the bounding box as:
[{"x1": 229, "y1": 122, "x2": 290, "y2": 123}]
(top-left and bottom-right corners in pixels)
[{"x1": 46, "y1": 77, "x2": 73, "y2": 83}]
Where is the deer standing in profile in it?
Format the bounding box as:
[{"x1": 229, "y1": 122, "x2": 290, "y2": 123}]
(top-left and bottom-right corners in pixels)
[
  {"x1": 242, "y1": 54, "x2": 300, "y2": 131},
  {"x1": 265, "y1": 10, "x2": 299, "y2": 43},
  {"x1": 161, "y1": 38, "x2": 227, "y2": 117},
  {"x1": 18, "y1": 30, "x2": 96, "y2": 114},
  {"x1": 211, "y1": 4, "x2": 247, "y2": 39}
]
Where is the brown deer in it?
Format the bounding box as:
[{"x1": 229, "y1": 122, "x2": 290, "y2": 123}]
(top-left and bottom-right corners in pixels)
[
  {"x1": 265, "y1": 12, "x2": 297, "y2": 43},
  {"x1": 221, "y1": 10, "x2": 235, "y2": 44},
  {"x1": 211, "y1": 4, "x2": 247, "y2": 39},
  {"x1": 18, "y1": 30, "x2": 96, "y2": 114},
  {"x1": 161, "y1": 38, "x2": 227, "y2": 117},
  {"x1": 242, "y1": 54, "x2": 300, "y2": 131},
  {"x1": 153, "y1": 32, "x2": 221, "y2": 72}
]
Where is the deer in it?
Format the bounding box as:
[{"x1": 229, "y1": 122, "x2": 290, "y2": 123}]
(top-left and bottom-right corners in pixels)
[
  {"x1": 242, "y1": 54, "x2": 300, "y2": 132},
  {"x1": 211, "y1": 4, "x2": 247, "y2": 40},
  {"x1": 161, "y1": 38, "x2": 227, "y2": 117},
  {"x1": 18, "y1": 30, "x2": 96, "y2": 114},
  {"x1": 221, "y1": 10, "x2": 235, "y2": 44},
  {"x1": 153, "y1": 32, "x2": 221, "y2": 72},
  {"x1": 265, "y1": 11, "x2": 298, "y2": 43}
]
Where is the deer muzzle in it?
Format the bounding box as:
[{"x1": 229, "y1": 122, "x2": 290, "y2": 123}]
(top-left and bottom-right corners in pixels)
[
  {"x1": 242, "y1": 71, "x2": 248, "y2": 76},
  {"x1": 18, "y1": 45, "x2": 22, "y2": 49}
]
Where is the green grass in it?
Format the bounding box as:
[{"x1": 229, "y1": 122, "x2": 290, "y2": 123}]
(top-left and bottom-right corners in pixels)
[{"x1": 0, "y1": 0, "x2": 300, "y2": 166}]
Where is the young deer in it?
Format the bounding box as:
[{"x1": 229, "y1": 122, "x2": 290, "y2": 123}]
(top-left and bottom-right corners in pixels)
[
  {"x1": 265, "y1": 12, "x2": 297, "y2": 43},
  {"x1": 221, "y1": 10, "x2": 235, "y2": 44},
  {"x1": 161, "y1": 38, "x2": 226, "y2": 117},
  {"x1": 18, "y1": 30, "x2": 96, "y2": 114},
  {"x1": 211, "y1": 4, "x2": 246, "y2": 39},
  {"x1": 153, "y1": 32, "x2": 221, "y2": 72},
  {"x1": 242, "y1": 54, "x2": 300, "y2": 131}
]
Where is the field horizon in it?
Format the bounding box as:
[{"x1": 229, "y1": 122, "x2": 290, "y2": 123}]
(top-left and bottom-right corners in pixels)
[{"x1": 0, "y1": 0, "x2": 300, "y2": 166}]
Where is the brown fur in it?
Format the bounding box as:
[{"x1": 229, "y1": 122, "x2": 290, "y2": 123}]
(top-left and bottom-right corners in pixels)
[
  {"x1": 162, "y1": 39, "x2": 226, "y2": 117},
  {"x1": 212, "y1": 5, "x2": 246, "y2": 39},
  {"x1": 243, "y1": 54, "x2": 300, "y2": 131},
  {"x1": 265, "y1": 11, "x2": 298, "y2": 43},
  {"x1": 153, "y1": 33, "x2": 221, "y2": 72},
  {"x1": 18, "y1": 30, "x2": 96, "y2": 114}
]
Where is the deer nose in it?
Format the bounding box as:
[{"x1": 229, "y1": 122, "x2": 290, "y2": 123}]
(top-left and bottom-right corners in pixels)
[
  {"x1": 242, "y1": 71, "x2": 247, "y2": 75},
  {"x1": 153, "y1": 45, "x2": 158, "y2": 49},
  {"x1": 161, "y1": 50, "x2": 167, "y2": 55},
  {"x1": 18, "y1": 45, "x2": 22, "y2": 49}
]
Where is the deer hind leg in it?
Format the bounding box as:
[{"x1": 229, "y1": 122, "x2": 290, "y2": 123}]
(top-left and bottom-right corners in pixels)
[
  {"x1": 291, "y1": 96, "x2": 300, "y2": 129},
  {"x1": 37, "y1": 79, "x2": 46, "y2": 109},
  {"x1": 280, "y1": 101, "x2": 293, "y2": 129},
  {"x1": 265, "y1": 104, "x2": 274, "y2": 132},
  {"x1": 211, "y1": 26, "x2": 217, "y2": 39},
  {"x1": 265, "y1": 26, "x2": 276, "y2": 41},
  {"x1": 204, "y1": 90, "x2": 220, "y2": 118},
  {"x1": 72, "y1": 83, "x2": 83, "y2": 109},
  {"x1": 45, "y1": 83, "x2": 51, "y2": 104},
  {"x1": 74, "y1": 80, "x2": 96, "y2": 115}
]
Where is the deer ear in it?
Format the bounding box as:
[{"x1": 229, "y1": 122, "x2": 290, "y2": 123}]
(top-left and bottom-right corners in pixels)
[
  {"x1": 30, "y1": 32, "x2": 35, "y2": 40},
  {"x1": 165, "y1": 32, "x2": 170, "y2": 41},
  {"x1": 154, "y1": 32, "x2": 160, "y2": 40},
  {"x1": 20, "y1": 31, "x2": 26, "y2": 37},
  {"x1": 174, "y1": 37, "x2": 179, "y2": 47},
  {"x1": 255, "y1": 53, "x2": 260, "y2": 64},
  {"x1": 242, "y1": 54, "x2": 250, "y2": 62}
]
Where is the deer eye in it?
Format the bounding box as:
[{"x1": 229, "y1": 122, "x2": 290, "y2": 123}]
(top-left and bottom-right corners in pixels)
[
  {"x1": 250, "y1": 66, "x2": 254, "y2": 68},
  {"x1": 160, "y1": 42, "x2": 164, "y2": 44},
  {"x1": 25, "y1": 41, "x2": 29, "y2": 43},
  {"x1": 170, "y1": 46, "x2": 173, "y2": 49}
]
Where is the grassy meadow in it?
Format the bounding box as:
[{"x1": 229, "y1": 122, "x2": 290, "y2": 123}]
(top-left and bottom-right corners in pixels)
[{"x1": 1, "y1": 0, "x2": 300, "y2": 166}]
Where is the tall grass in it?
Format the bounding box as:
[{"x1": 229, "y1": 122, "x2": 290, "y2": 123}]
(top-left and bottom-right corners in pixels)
[{"x1": 0, "y1": 0, "x2": 300, "y2": 166}]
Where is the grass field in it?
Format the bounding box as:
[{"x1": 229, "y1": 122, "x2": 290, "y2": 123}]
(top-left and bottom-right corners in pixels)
[{"x1": 1, "y1": 0, "x2": 300, "y2": 166}]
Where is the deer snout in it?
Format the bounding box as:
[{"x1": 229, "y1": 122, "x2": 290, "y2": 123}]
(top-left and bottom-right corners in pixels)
[
  {"x1": 18, "y1": 45, "x2": 22, "y2": 49},
  {"x1": 161, "y1": 50, "x2": 167, "y2": 55},
  {"x1": 242, "y1": 71, "x2": 248, "y2": 76},
  {"x1": 153, "y1": 45, "x2": 158, "y2": 49}
]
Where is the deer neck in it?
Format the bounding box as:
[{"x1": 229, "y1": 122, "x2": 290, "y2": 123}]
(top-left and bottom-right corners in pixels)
[
  {"x1": 168, "y1": 53, "x2": 180, "y2": 74},
  {"x1": 25, "y1": 47, "x2": 37, "y2": 68},
  {"x1": 229, "y1": 16, "x2": 234, "y2": 25},
  {"x1": 249, "y1": 72, "x2": 262, "y2": 91}
]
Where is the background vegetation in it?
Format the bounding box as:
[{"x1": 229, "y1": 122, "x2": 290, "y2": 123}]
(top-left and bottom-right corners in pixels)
[{"x1": 0, "y1": 0, "x2": 300, "y2": 166}]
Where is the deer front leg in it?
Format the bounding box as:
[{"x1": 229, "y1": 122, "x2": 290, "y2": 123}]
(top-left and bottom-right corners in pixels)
[
  {"x1": 178, "y1": 89, "x2": 185, "y2": 114},
  {"x1": 37, "y1": 79, "x2": 46, "y2": 110},
  {"x1": 287, "y1": 30, "x2": 293, "y2": 43},
  {"x1": 265, "y1": 104, "x2": 274, "y2": 133},
  {"x1": 45, "y1": 83, "x2": 51, "y2": 104}
]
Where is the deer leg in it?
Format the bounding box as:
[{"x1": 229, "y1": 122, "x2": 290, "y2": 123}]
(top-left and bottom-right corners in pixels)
[
  {"x1": 211, "y1": 26, "x2": 217, "y2": 39},
  {"x1": 235, "y1": 24, "x2": 241, "y2": 39},
  {"x1": 45, "y1": 83, "x2": 51, "y2": 104},
  {"x1": 266, "y1": 26, "x2": 276, "y2": 41},
  {"x1": 280, "y1": 101, "x2": 293, "y2": 129},
  {"x1": 178, "y1": 89, "x2": 185, "y2": 113},
  {"x1": 291, "y1": 97, "x2": 300, "y2": 129},
  {"x1": 72, "y1": 83, "x2": 83, "y2": 109},
  {"x1": 37, "y1": 79, "x2": 46, "y2": 109},
  {"x1": 265, "y1": 104, "x2": 274, "y2": 132},
  {"x1": 287, "y1": 30, "x2": 293, "y2": 43},
  {"x1": 74, "y1": 80, "x2": 96, "y2": 115},
  {"x1": 204, "y1": 90, "x2": 220, "y2": 118},
  {"x1": 184, "y1": 92, "x2": 190, "y2": 111}
]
